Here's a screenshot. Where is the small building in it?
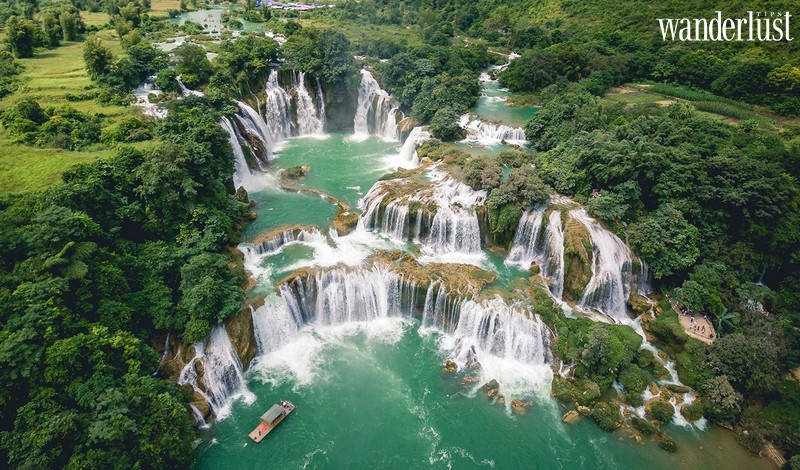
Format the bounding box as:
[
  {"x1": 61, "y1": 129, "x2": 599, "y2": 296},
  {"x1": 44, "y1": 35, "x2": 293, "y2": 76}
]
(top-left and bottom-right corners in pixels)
[{"x1": 260, "y1": 404, "x2": 285, "y2": 426}]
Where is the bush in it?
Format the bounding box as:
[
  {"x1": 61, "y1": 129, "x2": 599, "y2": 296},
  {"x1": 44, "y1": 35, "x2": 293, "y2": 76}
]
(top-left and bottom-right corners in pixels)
[
  {"x1": 619, "y1": 364, "x2": 649, "y2": 394},
  {"x1": 101, "y1": 117, "x2": 153, "y2": 144},
  {"x1": 646, "y1": 399, "x2": 675, "y2": 422},
  {"x1": 591, "y1": 402, "x2": 621, "y2": 431},
  {"x1": 429, "y1": 107, "x2": 464, "y2": 141},
  {"x1": 631, "y1": 416, "x2": 656, "y2": 435},
  {"x1": 680, "y1": 401, "x2": 705, "y2": 422}
]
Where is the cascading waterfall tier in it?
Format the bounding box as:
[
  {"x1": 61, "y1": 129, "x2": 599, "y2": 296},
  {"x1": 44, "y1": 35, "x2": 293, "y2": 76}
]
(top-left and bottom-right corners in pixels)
[
  {"x1": 220, "y1": 117, "x2": 259, "y2": 191},
  {"x1": 354, "y1": 69, "x2": 403, "y2": 140},
  {"x1": 251, "y1": 263, "x2": 549, "y2": 370},
  {"x1": 264, "y1": 69, "x2": 294, "y2": 141},
  {"x1": 506, "y1": 208, "x2": 565, "y2": 299},
  {"x1": 233, "y1": 101, "x2": 272, "y2": 168},
  {"x1": 292, "y1": 71, "x2": 325, "y2": 135},
  {"x1": 446, "y1": 297, "x2": 552, "y2": 367},
  {"x1": 397, "y1": 126, "x2": 430, "y2": 167},
  {"x1": 177, "y1": 326, "x2": 255, "y2": 421},
  {"x1": 263, "y1": 69, "x2": 327, "y2": 141},
  {"x1": 459, "y1": 114, "x2": 526, "y2": 144},
  {"x1": 570, "y1": 208, "x2": 635, "y2": 321},
  {"x1": 361, "y1": 166, "x2": 487, "y2": 254}
]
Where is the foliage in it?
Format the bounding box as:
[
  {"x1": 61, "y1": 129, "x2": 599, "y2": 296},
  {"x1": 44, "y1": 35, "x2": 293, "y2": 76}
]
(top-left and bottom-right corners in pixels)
[
  {"x1": 646, "y1": 399, "x2": 675, "y2": 422},
  {"x1": 590, "y1": 402, "x2": 621, "y2": 431},
  {"x1": 702, "y1": 375, "x2": 743, "y2": 423},
  {"x1": 4, "y1": 16, "x2": 38, "y2": 58},
  {"x1": 0, "y1": 51, "x2": 24, "y2": 98},
  {"x1": 429, "y1": 106, "x2": 464, "y2": 141},
  {"x1": 707, "y1": 333, "x2": 782, "y2": 395},
  {"x1": 0, "y1": 98, "x2": 248, "y2": 467},
  {"x1": 1, "y1": 99, "x2": 101, "y2": 150},
  {"x1": 628, "y1": 205, "x2": 699, "y2": 279},
  {"x1": 173, "y1": 43, "x2": 213, "y2": 89}
]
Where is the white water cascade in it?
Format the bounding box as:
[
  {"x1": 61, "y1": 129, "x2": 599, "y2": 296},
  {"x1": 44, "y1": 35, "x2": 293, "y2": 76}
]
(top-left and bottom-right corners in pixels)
[
  {"x1": 445, "y1": 297, "x2": 552, "y2": 367},
  {"x1": 571, "y1": 209, "x2": 634, "y2": 321},
  {"x1": 264, "y1": 69, "x2": 293, "y2": 141},
  {"x1": 354, "y1": 69, "x2": 402, "y2": 140},
  {"x1": 177, "y1": 326, "x2": 255, "y2": 420},
  {"x1": 292, "y1": 71, "x2": 325, "y2": 135},
  {"x1": 361, "y1": 167, "x2": 486, "y2": 254},
  {"x1": 132, "y1": 77, "x2": 167, "y2": 119},
  {"x1": 176, "y1": 76, "x2": 204, "y2": 97},
  {"x1": 235, "y1": 100, "x2": 273, "y2": 167},
  {"x1": 424, "y1": 170, "x2": 486, "y2": 255},
  {"x1": 459, "y1": 114, "x2": 526, "y2": 144},
  {"x1": 397, "y1": 126, "x2": 430, "y2": 167},
  {"x1": 506, "y1": 208, "x2": 565, "y2": 299},
  {"x1": 220, "y1": 117, "x2": 261, "y2": 192}
]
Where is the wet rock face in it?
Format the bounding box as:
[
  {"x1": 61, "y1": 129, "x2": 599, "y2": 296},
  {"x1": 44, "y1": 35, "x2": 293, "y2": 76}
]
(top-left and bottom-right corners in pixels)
[
  {"x1": 511, "y1": 399, "x2": 533, "y2": 415},
  {"x1": 562, "y1": 410, "x2": 580, "y2": 423},
  {"x1": 443, "y1": 359, "x2": 458, "y2": 373},
  {"x1": 333, "y1": 208, "x2": 359, "y2": 236},
  {"x1": 480, "y1": 379, "x2": 500, "y2": 399}
]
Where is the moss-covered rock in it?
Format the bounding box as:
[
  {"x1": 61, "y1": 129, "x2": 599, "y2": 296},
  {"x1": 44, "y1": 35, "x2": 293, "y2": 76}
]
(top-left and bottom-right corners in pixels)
[
  {"x1": 619, "y1": 364, "x2": 649, "y2": 394},
  {"x1": 333, "y1": 208, "x2": 358, "y2": 235},
  {"x1": 591, "y1": 402, "x2": 622, "y2": 431},
  {"x1": 631, "y1": 416, "x2": 656, "y2": 435},
  {"x1": 626, "y1": 393, "x2": 644, "y2": 407},
  {"x1": 636, "y1": 349, "x2": 655, "y2": 367},
  {"x1": 562, "y1": 215, "x2": 593, "y2": 302},
  {"x1": 646, "y1": 399, "x2": 675, "y2": 423},
  {"x1": 665, "y1": 384, "x2": 690, "y2": 394},
  {"x1": 680, "y1": 400, "x2": 705, "y2": 422},
  {"x1": 282, "y1": 164, "x2": 310, "y2": 180},
  {"x1": 657, "y1": 435, "x2": 677, "y2": 453}
]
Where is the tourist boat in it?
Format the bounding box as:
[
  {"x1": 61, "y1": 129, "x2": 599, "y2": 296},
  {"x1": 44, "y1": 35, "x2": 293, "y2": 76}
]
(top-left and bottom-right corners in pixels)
[{"x1": 248, "y1": 401, "x2": 296, "y2": 443}]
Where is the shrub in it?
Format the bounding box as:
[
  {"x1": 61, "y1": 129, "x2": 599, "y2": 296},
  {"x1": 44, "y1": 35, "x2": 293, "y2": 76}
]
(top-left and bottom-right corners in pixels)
[
  {"x1": 591, "y1": 402, "x2": 621, "y2": 431},
  {"x1": 646, "y1": 399, "x2": 675, "y2": 422}
]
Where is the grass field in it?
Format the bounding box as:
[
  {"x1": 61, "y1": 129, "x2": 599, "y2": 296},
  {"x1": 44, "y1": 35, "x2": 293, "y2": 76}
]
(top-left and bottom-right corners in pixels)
[
  {"x1": 81, "y1": 11, "x2": 111, "y2": 27},
  {"x1": 0, "y1": 140, "x2": 113, "y2": 194},
  {"x1": 0, "y1": 27, "x2": 139, "y2": 194}
]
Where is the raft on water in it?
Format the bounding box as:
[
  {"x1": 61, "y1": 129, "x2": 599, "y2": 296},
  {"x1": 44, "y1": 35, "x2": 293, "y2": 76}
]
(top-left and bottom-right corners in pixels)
[{"x1": 248, "y1": 401, "x2": 295, "y2": 443}]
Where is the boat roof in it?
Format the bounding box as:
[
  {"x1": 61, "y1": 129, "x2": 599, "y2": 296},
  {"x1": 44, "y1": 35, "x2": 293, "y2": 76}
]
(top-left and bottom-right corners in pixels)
[{"x1": 261, "y1": 404, "x2": 284, "y2": 424}]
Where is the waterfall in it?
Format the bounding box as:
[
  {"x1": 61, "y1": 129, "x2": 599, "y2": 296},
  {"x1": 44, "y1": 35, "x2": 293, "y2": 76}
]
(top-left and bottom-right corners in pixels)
[
  {"x1": 420, "y1": 282, "x2": 461, "y2": 332},
  {"x1": 281, "y1": 266, "x2": 415, "y2": 325},
  {"x1": 251, "y1": 294, "x2": 305, "y2": 355},
  {"x1": 361, "y1": 167, "x2": 486, "y2": 254},
  {"x1": 247, "y1": 227, "x2": 326, "y2": 256},
  {"x1": 316, "y1": 77, "x2": 327, "y2": 130},
  {"x1": 354, "y1": 69, "x2": 402, "y2": 140},
  {"x1": 220, "y1": 117, "x2": 258, "y2": 192},
  {"x1": 637, "y1": 261, "x2": 653, "y2": 296},
  {"x1": 571, "y1": 209, "x2": 634, "y2": 321},
  {"x1": 235, "y1": 100, "x2": 272, "y2": 168},
  {"x1": 397, "y1": 126, "x2": 430, "y2": 167},
  {"x1": 264, "y1": 70, "x2": 293, "y2": 141},
  {"x1": 292, "y1": 71, "x2": 325, "y2": 135},
  {"x1": 177, "y1": 326, "x2": 255, "y2": 420},
  {"x1": 176, "y1": 76, "x2": 204, "y2": 97},
  {"x1": 459, "y1": 114, "x2": 526, "y2": 143},
  {"x1": 423, "y1": 170, "x2": 486, "y2": 255},
  {"x1": 132, "y1": 76, "x2": 167, "y2": 119},
  {"x1": 447, "y1": 297, "x2": 552, "y2": 366},
  {"x1": 506, "y1": 208, "x2": 565, "y2": 299}
]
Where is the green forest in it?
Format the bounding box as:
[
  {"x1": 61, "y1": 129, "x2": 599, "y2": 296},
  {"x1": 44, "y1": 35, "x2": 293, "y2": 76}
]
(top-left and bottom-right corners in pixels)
[{"x1": 0, "y1": 0, "x2": 799, "y2": 468}]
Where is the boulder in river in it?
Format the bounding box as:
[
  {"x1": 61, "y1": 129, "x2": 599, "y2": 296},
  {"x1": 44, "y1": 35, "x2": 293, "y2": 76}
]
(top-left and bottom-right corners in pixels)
[
  {"x1": 480, "y1": 379, "x2": 500, "y2": 399},
  {"x1": 562, "y1": 410, "x2": 580, "y2": 423},
  {"x1": 443, "y1": 359, "x2": 458, "y2": 373},
  {"x1": 511, "y1": 399, "x2": 533, "y2": 415}
]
